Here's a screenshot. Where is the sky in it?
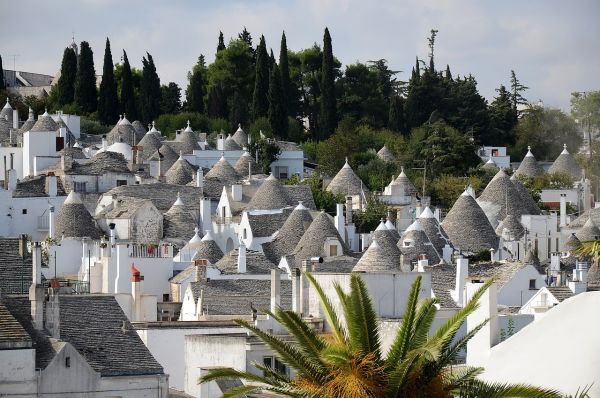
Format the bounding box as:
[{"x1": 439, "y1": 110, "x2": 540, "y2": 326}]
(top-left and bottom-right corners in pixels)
[{"x1": 1, "y1": 0, "x2": 599, "y2": 111}]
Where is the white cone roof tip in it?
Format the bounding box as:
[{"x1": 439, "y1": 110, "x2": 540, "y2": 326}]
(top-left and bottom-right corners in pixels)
[
  {"x1": 525, "y1": 145, "x2": 534, "y2": 157},
  {"x1": 405, "y1": 219, "x2": 424, "y2": 232},
  {"x1": 369, "y1": 239, "x2": 380, "y2": 249},
  {"x1": 342, "y1": 157, "x2": 351, "y2": 169},
  {"x1": 295, "y1": 201, "x2": 308, "y2": 210},
  {"x1": 3, "y1": 98, "x2": 11, "y2": 109},
  {"x1": 236, "y1": 123, "x2": 244, "y2": 133},
  {"x1": 399, "y1": 166, "x2": 407, "y2": 177},
  {"x1": 150, "y1": 121, "x2": 158, "y2": 133},
  {"x1": 42, "y1": 108, "x2": 49, "y2": 117},
  {"x1": 561, "y1": 144, "x2": 569, "y2": 155},
  {"x1": 266, "y1": 173, "x2": 277, "y2": 181},
  {"x1": 202, "y1": 230, "x2": 215, "y2": 241},
  {"x1": 375, "y1": 220, "x2": 387, "y2": 231},
  {"x1": 173, "y1": 192, "x2": 184, "y2": 206},
  {"x1": 419, "y1": 206, "x2": 435, "y2": 219},
  {"x1": 184, "y1": 120, "x2": 193, "y2": 132},
  {"x1": 486, "y1": 158, "x2": 496, "y2": 165},
  {"x1": 385, "y1": 218, "x2": 395, "y2": 230},
  {"x1": 189, "y1": 227, "x2": 202, "y2": 244},
  {"x1": 65, "y1": 190, "x2": 83, "y2": 205}
]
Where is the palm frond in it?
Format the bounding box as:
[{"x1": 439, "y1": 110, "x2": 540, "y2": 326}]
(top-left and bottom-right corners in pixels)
[
  {"x1": 441, "y1": 366, "x2": 483, "y2": 389},
  {"x1": 345, "y1": 273, "x2": 382, "y2": 359},
  {"x1": 431, "y1": 319, "x2": 489, "y2": 373},
  {"x1": 221, "y1": 384, "x2": 264, "y2": 398},
  {"x1": 455, "y1": 379, "x2": 564, "y2": 398},
  {"x1": 387, "y1": 339, "x2": 443, "y2": 397},
  {"x1": 385, "y1": 275, "x2": 422, "y2": 367},
  {"x1": 199, "y1": 366, "x2": 271, "y2": 385},
  {"x1": 575, "y1": 240, "x2": 600, "y2": 261},
  {"x1": 267, "y1": 307, "x2": 327, "y2": 362},
  {"x1": 305, "y1": 272, "x2": 347, "y2": 346},
  {"x1": 408, "y1": 297, "x2": 438, "y2": 352}
]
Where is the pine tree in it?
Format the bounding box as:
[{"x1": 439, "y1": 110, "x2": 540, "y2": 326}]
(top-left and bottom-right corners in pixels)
[
  {"x1": 140, "y1": 52, "x2": 161, "y2": 124},
  {"x1": 0, "y1": 54, "x2": 5, "y2": 90},
  {"x1": 488, "y1": 84, "x2": 518, "y2": 146},
  {"x1": 231, "y1": 89, "x2": 248, "y2": 126},
  {"x1": 268, "y1": 63, "x2": 288, "y2": 139},
  {"x1": 120, "y1": 50, "x2": 137, "y2": 121},
  {"x1": 74, "y1": 41, "x2": 98, "y2": 113},
  {"x1": 279, "y1": 31, "x2": 291, "y2": 117},
  {"x1": 252, "y1": 35, "x2": 269, "y2": 120},
  {"x1": 207, "y1": 83, "x2": 227, "y2": 119},
  {"x1": 269, "y1": 49, "x2": 276, "y2": 70},
  {"x1": 56, "y1": 47, "x2": 77, "y2": 106},
  {"x1": 186, "y1": 55, "x2": 207, "y2": 113},
  {"x1": 217, "y1": 31, "x2": 226, "y2": 53},
  {"x1": 97, "y1": 38, "x2": 119, "y2": 124},
  {"x1": 319, "y1": 27, "x2": 337, "y2": 140},
  {"x1": 510, "y1": 70, "x2": 529, "y2": 113},
  {"x1": 388, "y1": 95, "x2": 406, "y2": 133},
  {"x1": 160, "y1": 82, "x2": 182, "y2": 114}
]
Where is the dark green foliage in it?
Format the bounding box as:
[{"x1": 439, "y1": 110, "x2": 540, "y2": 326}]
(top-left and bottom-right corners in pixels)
[
  {"x1": 248, "y1": 138, "x2": 281, "y2": 174},
  {"x1": 0, "y1": 54, "x2": 5, "y2": 90},
  {"x1": 252, "y1": 36, "x2": 269, "y2": 120},
  {"x1": 207, "y1": 83, "x2": 227, "y2": 119},
  {"x1": 297, "y1": 172, "x2": 344, "y2": 214},
  {"x1": 186, "y1": 55, "x2": 207, "y2": 113},
  {"x1": 249, "y1": 116, "x2": 272, "y2": 139},
  {"x1": 356, "y1": 156, "x2": 398, "y2": 192},
  {"x1": 337, "y1": 62, "x2": 387, "y2": 127},
  {"x1": 140, "y1": 52, "x2": 161, "y2": 124},
  {"x1": 268, "y1": 63, "x2": 288, "y2": 139},
  {"x1": 269, "y1": 49, "x2": 276, "y2": 70},
  {"x1": 230, "y1": 90, "x2": 248, "y2": 126},
  {"x1": 97, "y1": 38, "x2": 119, "y2": 125},
  {"x1": 488, "y1": 85, "x2": 518, "y2": 146},
  {"x1": 160, "y1": 82, "x2": 181, "y2": 114},
  {"x1": 388, "y1": 95, "x2": 406, "y2": 133},
  {"x1": 404, "y1": 57, "x2": 444, "y2": 130},
  {"x1": 74, "y1": 41, "x2": 97, "y2": 113},
  {"x1": 319, "y1": 27, "x2": 337, "y2": 140},
  {"x1": 353, "y1": 196, "x2": 389, "y2": 233},
  {"x1": 446, "y1": 76, "x2": 490, "y2": 144},
  {"x1": 510, "y1": 70, "x2": 529, "y2": 113},
  {"x1": 217, "y1": 31, "x2": 225, "y2": 53},
  {"x1": 155, "y1": 112, "x2": 227, "y2": 139},
  {"x1": 279, "y1": 32, "x2": 291, "y2": 117},
  {"x1": 56, "y1": 47, "x2": 77, "y2": 106},
  {"x1": 80, "y1": 116, "x2": 110, "y2": 136},
  {"x1": 119, "y1": 50, "x2": 138, "y2": 121}
]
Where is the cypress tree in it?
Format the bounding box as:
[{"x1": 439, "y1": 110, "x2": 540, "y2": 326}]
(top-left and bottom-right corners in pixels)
[
  {"x1": 0, "y1": 54, "x2": 5, "y2": 90},
  {"x1": 97, "y1": 38, "x2": 119, "y2": 124},
  {"x1": 319, "y1": 27, "x2": 337, "y2": 139},
  {"x1": 207, "y1": 83, "x2": 227, "y2": 119},
  {"x1": 269, "y1": 49, "x2": 276, "y2": 70},
  {"x1": 388, "y1": 95, "x2": 406, "y2": 133},
  {"x1": 120, "y1": 50, "x2": 137, "y2": 121},
  {"x1": 56, "y1": 47, "x2": 77, "y2": 106},
  {"x1": 279, "y1": 31, "x2": 291, "y2": 117},
  {"x1": 186, "y1": 55, "x2": 207, "y2": 113},
  {"x1": 231, "y1": 89, "x2": 248, "y2": 126},
  {"x1": 217, "y1": 31, "x2": 226, "y2": 53},
  {"x1": 140, "y1": 52, "x2": 161, "y2": 124},
  {"x1": 74, "y1": 41, "x2": 97, "y2": 113},
  {"x1": 268, "y1": 63, "x2": 287, "y2": 139},
  {"x1": 251, "y1": 35, "x2": 269, "y2": 120}
]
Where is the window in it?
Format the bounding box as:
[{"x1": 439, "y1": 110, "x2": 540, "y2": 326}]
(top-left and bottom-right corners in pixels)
[
  {"x1": 116, "y1": 179, "x2": 127, "y2": 187},
  {"x1": 329, "y1": 244, "x2": 338, "y2": 257},
  {"x1": 162, "y1": 293, "x2": 170, "y2": 302},
  {"x1": 55, "y1": 137, "x2": 65, "y2": 152},
  {"x1": 529, "y1": 279, "x2": 537, "y2": 290},
  {"x1": 73, "y1": 181, "x2": 86, "y2": 193},
  {"x1": 275, "y1": 166, "x2": 289, "y2": 180},
  {"x1": 263, "y1": 356, "x2": 287, "y2": 376},
  {"x1": 22, "y1": 209, "x2": 27, "y2": 215},
  {"x1": 243, "y1": 229, "x2": 247, "y2": 239},
  {"x1": 65, "y1": 356, "x2": 71, "y2": 368}
]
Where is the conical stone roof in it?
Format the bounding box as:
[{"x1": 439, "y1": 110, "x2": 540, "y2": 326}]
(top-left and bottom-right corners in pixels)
[
  {"x1": 19, "y1": 108, "x2": 36, "y2": 133},
  {"x1": 394, "y1": 167, "x2": 418, "y2": 196},
  {"x1": 149, "y1": 144, "x2": 179, "y2": 173},
  {"x1": 353, "y1": 239, "x2": 399, "y2": 272},
  {"x1": 0, "y1": 117, "x2": 11, "y2": 144},
  {"x1": 565, "y1": 233, "x2": 581, "y2": 251},
  {"x1": 441, "y1": 190, "x2": 499, "y2": 252},
  {"x1": 372, "y1": 221, "x2": 402, "y2": 258},
  {"x1": 510, "y1": 175, "x2": 541, "y2": 215},
  {"x1": 247, "y1": 174, "x2": 289, "y2": 210},
  {"x1": 326, "y1": 158, "x2": 368, "y2": 196},
  {"x1": 495, "y1": 213, "x2": 525, "y2": 240},
  {"x1": 163, "y1": 194, "x2": 197, "y2": 243},
  {"x1": 137, "y1": 131, "x2": 162, "y2": 160},
  {"x1": 377, "y1": 145, "x2": 396, "y2": 162},
  {"x1": 481, "y1": 158, "x2": 499, "y2": 171},
  {"x1": 576, "y1": 218, "x2": 600, "y2": 242},
  {"x1": 232, "y1": 124, "x2": 248, "y2": 147},
  {"x1": 292, "y1": 211, "x2": 350, "y2": 262},
  {"x1": 132, "y1": 120, "x2": 147, "y2": 137},
  {"x1": 398, "y1": 220, "x2": 441, "y2": 264},
  {"x1": 30, "y1": 111, "x2": 58, "y2": 132},
  {"x1": 205, "y1": 155, "x2": 241, "y2": 183},
  {"x1": 0, "y1": 99, "x2": 12, "y2": 124},
  {"x1": 548, "y1": 144, "x2": 582, "y2": 180},
  {"x1": 234, "y1": 151, "x2": 261, "y2": 176},
  {"x1": 515, "y1": 146, "x2": 545, "y2": 178},
  {"x1": 191, "y1": 231, "x2": 224, "y2": 264},
  {"x1": 178, "y1": 124, "x2": 200, "y2": 154},
  {"x1": 106, "y1": 117, "x2": 140, "y2": 146},
  {"x1": 263, "y1": 202, "x2": 314, "y2": 264},
  {"x1": 165, "y1": 156, "x2": 196, "y2": 185},
  {"x1": 418, "y1": 207, "x2": 453, "y2": 253},
  {"x1": 223, "y1": 134, "x2": 241, "y2": 150},
  {"x1": 55, "y1": 191, "x2": 100, "y2": 239},
  {"x1": 477, "y1": 169, "x2": 531, "y2": 227}
]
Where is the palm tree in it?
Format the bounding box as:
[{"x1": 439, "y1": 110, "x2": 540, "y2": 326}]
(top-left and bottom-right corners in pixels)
[{"x1": 200, "y1": 273, "x2": 564, "y2": 398}]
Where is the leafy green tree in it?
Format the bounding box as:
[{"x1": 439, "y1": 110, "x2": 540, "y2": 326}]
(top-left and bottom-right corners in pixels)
[
  {"x1": 140, "y1": 52, "x2": 161, "y2": 124},
  {"x1": 513, "y1": 106, "x2": 582, "y2": 161},
  {"x1": 356, "y1": 156, "x2": 398, "y2": 192},
  {"x1": 201, "y1": 274, "x2": 562, "y2": 398},
  {"x1": 510, "y1": 70, "x2": 529, "y2": 113},
  {"x1": 207, "y1": 83, "x2": 227, "y2": 119},
  {"x1": 56, "y1": 47, "x2": 77, "y2": 106},
  {"x1": 0, "y1": 54, "x2": 5, "y2": 90},
  {"x1": 446, "y1": 76, "x2": 490, "y2": 144},
  {"x1": 337, "y1": 62, "x2": 387, "y2": 127},
  {"x1": 268, "y1": 63, "x2": 288, "y2": 139},
  {"x1": 230, "y1": 89, "x2": 248, "y2": 126},
  {"x1": 388, "y1": 95, "x2": 406, "y2": 133},
  {"x1": 404, "y1": 57, "x2": 444, "y2": 130},
  {"x1": 97, "y1": 38, "x2": 119, "y2": 125},
  {"x1": 252, "y1": 35, "x2": 269, "y2": 120},
  {"x1": 248, "y1": 137, "x2": 280, "y2": 174},
  {"x1": 160, "y1": 82, "x2": 181, "y2": 114},
  {"x1": 354, "y1": 196, "x2": 389, "y2": 232},
  {"x1": 74, "y1": 41, "x2": 97, "y2": 113},
  {"x1": 119, "y1": 50, "x2": 138, "y2": 121},
  {"x1": 487, "y1": 85, "x2": 518, "y2": 146},
  {"x1": 279, "y1": 31, "x2": 291, "y2": 117},
  {"x1": 186, "y1": 55, "x2": 207, "y2": 113},
  {"x1": 320, "y1": 27, "x2": 337, "y2": 140},
  {"x1": 217, "y1": 31, "x2": 226, "y2": 53}
]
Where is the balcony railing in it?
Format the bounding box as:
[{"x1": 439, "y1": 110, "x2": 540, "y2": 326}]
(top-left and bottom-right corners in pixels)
[
  {"x1": 129, "y1": 243, "x2": 172, "y2": 258},
  {"x1": 37, "y1": 215, "x2": 49, "y2": 231}
]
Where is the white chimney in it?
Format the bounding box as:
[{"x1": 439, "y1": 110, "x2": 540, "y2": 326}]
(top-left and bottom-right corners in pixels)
[
  {"x1": 217, "y1": 134, "x2": 225, "y2": 151},
  {"x1": 196, "y1": 168, "x2": 204, "y2": 190},
  {"x1": 131, "y1": 264, "x2": 142, "y2": 322},
  {"x1": 231, "y1": 184, "x2": 242, "y2": 202},
  {"x1": 415, "y1": 201, "x2": 422, "y2": 218},
  {"x1": 32, "y1": 242, "x2": 42, "y2": 285},
  {"x1": 442, "y1": 244, "x2": 453, "y2": 264},
  {"x1": 417, "y1": 254, "x2": 428, "y2": 272},
  {"x1": 46, "y1": 175, "x2": 57, "y2": 197},
  {"x1": 237, "y1": 242, "x2": 247, "y2": 273},
  {"x1": 12, "y1": 109, "x2": 18, "y2": 129},
  {"x1": 200, "y1": 197, "x2": 212, "y2": 233},
  {"x1": 569, "y1": 260, "x2": 589, "y2": 294},
  {"x1": 7, "y1": 169, "x2": 17, "y2": 191},
  {"x1": 334, "y1": 203, "x2": 345, "y2": 240},
  {"x1": 452, "y1": 255, "x2": 469, "y2": 307},
  {"x1": 271, "y1": 268, "x2": 281, "y2": 313},
  {"x1": 559, "y1": 193, "x2": 567, "y2": 227},
  {"x1": 101, "y1": 135, "x2": 108, "y2": 151},
  {"x1": 48, "y1": 205, "x2": 55, "y2": 238},
  {"x1": 466, "y1": 281, "x2": 498, "y2": 366},
  {"x1": 109, "y1": 223, "x2": 116, "y2": 246},
  {"x1": 29, "y1": 242, "x2": 44, "y2": 330},
  {"x1": 196, "y1": 289, "x2": 204, "y2": 319}
]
